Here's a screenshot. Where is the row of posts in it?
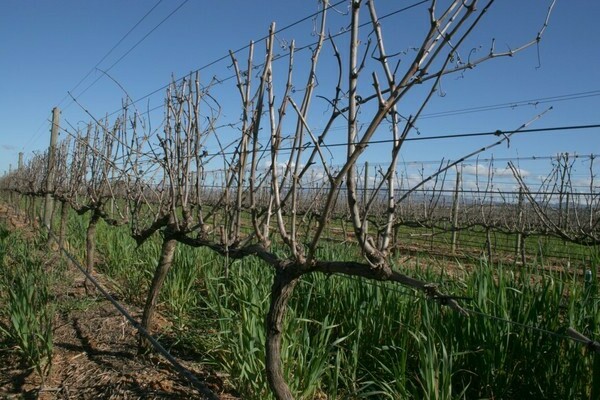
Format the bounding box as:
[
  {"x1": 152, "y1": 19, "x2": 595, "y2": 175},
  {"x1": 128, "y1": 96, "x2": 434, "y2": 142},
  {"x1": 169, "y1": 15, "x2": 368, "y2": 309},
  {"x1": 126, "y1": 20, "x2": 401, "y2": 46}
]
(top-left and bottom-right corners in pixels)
[
  {"x1": 9, "y1": 108, "x2": 60, "y2": 234},
  {"x1": 360, "y1": 164, "x2": 525, "y2": 258},
  {"x1": 6, "y1": 152, "x2": 23, "y2": 175},
  {"x1": 24, "y1": 107, "x2": 530, "y2": 260},
  {"x1": 449, "y1": 170, "x2": 525, "y2": 259},
  {"x1": 360, "y1": 164, "x2": 527, "y2": 260},
  {"x1": 43, "y1": 107, "x2": 60, "y2": 231}
]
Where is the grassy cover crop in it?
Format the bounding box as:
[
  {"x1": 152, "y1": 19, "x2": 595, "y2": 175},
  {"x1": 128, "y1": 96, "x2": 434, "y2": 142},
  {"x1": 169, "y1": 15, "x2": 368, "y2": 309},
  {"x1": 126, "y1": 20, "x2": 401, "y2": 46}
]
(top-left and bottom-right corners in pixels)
[
  {"x1": 81, "y1": 218, "x2": 600, "y2": 399},
  {"x1": 0, "y1": 224, "x2": 55, "y2": 380}
]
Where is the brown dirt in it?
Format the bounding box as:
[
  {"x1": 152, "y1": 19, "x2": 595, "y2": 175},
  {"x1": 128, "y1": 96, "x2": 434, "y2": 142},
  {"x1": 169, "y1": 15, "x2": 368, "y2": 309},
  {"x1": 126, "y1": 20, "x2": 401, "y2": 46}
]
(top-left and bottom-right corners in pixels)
[
  {"x1": 0, "y1": 204, "x2": 238, "y2": 400},
  {"x1": 0, "y1": 204, "x2": 29, "y2": 231}
]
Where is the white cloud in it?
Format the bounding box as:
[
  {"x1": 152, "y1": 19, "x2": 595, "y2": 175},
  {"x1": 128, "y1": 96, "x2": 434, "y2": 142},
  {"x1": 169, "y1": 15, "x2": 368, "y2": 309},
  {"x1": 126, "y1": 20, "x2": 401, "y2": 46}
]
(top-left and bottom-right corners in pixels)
[
  {"x1": 496, "y1": 165, "x2": 530, "y2": 178},
  {"x1": 461, "y1": 163, "x2": 529, "y2": 179},
  {"x1": 262, "y1": 160, "x2": 295, "y2": 173},
  {"x1": 461, "y1": 164, "x2": 482, "y2": 176}
]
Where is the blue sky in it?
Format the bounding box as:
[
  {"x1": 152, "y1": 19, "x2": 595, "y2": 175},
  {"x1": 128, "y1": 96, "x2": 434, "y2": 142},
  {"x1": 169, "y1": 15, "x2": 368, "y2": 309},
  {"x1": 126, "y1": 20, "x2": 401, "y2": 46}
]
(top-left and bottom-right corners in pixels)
[{"x1": 1, "y1": 0, "x2": 599, "y2": 187}]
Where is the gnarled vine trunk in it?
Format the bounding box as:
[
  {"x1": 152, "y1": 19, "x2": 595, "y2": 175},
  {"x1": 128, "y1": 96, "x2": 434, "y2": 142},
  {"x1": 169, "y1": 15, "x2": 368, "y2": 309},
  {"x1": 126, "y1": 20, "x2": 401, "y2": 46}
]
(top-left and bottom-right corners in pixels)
[
  {"x1": 85, "y1": 211, "x2": 100, "y2": 294},
  {"x1": 139, "y1": 234, "x2": 177, "y2": 353},
  {"x1": 58, "y1": 200, "x2": 68, "y2": 250},
  {"x1": 265, "y1": 267, "x2": 301, "y2": 400}
]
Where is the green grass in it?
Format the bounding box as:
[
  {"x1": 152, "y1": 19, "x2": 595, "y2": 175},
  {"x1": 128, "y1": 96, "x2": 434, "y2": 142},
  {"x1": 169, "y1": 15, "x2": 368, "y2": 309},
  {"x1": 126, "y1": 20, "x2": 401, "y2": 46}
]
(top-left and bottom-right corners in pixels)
[
  {"x1": 80, "y1": 220, "x2": 599, "y2": 399},
  {"x1": 390, "y1": 223, "x2": 598, "y2": 266},
  {"x1": 0, "y1": 224, "x2": 55, "y2": 380},
  {"x1": 34, "y1": 203, "x2": 595, "y2": 399},
  {"x1": 94, "y1": 221, "x2": 158, "y2": 304}
]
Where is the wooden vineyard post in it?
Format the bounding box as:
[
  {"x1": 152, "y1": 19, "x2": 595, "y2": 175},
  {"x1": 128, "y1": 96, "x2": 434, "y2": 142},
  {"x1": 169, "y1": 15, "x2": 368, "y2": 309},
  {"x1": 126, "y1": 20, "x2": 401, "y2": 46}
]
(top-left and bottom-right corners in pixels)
[
  {"x1": 563, "y1": 191, "x2": 570, "y2": 248},
  {"x1": 515, "y1": 187, "x2": 524, "y2": 264},
  {"x1": 363, "y1": 161, "x2": 369, "y2": 236},
  {"x1": 7, "y1": 165, "x2": 12, "y2": 205},
  {"x1": 7, "y1": 164, "x2": 13, "y2": 206},
  {"x1": 486, "y1": 228, "x2": 493, "y2": 265},
  {"x1": 44, "y1": 107, "x2": 60, "y2": 233},
  {"x1": 17, "y1": 152, "x2": 23, "y2": 208},
  {"x1": 451, "y1": 170, "x2": 461, "y2": 255},
  {"x1": 14, "y1": 152, "x2": 24, "y2": 209}
]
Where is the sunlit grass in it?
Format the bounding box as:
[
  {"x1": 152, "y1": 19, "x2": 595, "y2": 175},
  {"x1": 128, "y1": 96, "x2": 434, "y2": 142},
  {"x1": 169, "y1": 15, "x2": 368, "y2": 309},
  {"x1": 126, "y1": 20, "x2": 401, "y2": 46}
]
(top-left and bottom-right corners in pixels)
[
  {"x1": 56, "y1": 207, "x2": 600, "y2": 399},
  {"x1": 0, "y1": 224, "x2": 55, "y2": 381}
]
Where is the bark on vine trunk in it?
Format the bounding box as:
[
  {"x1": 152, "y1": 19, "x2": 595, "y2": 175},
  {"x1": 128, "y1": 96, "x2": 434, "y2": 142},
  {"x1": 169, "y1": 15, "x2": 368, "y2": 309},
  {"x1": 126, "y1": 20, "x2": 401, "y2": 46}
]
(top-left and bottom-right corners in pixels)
[
  {"x1": 85, "y1": 212, "x2": 100, "y2": 294},
  {"x1": 49, "y1": 196, "x2": 58, "y2": 239},
  {"x1": 58, "y1": 200, "x2": 68, "y2": 250},
  {"x1": 265, "y1": 267, "x2": 301, "y2": 400},
  {"x1": 485, "y1": 228, "x2": 493, "y2": 265},
  {"x1": 139, "y1": 235, "x2": 177, "y2": 353},
  {"x1": 28, "y1": 196, "x2": 36, "y2": 226}
]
